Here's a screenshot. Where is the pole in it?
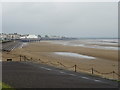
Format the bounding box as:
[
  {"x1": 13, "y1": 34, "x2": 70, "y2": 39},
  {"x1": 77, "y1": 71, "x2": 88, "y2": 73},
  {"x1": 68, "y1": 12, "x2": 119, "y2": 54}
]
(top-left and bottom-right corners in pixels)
[
  {"x1": 74, "y1": 65, "x2": 77, "y2": 72},
  {"x1": 92, "y1": 68, "x2": 94, "y2": 74},
  {"x1": 31, "y1": 57, "x2": 32, "y2": 61}
]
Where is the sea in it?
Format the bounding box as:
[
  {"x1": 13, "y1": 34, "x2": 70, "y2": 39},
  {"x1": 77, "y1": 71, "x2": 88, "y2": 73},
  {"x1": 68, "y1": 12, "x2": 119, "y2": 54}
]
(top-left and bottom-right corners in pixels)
[{"x1": 50, "y1": 38, "x2": 119, "y2": 51}]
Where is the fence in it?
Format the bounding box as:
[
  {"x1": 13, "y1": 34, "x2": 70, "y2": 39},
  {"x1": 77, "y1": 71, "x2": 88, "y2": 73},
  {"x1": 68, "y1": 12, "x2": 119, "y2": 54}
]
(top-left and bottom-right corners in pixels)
[{"x1": 17, "y1": 55, "x2": 120, "y2": 80}]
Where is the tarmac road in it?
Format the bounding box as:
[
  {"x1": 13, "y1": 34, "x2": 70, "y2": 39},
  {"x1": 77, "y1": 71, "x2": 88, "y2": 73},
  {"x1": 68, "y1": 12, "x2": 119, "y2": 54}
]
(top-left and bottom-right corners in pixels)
[{"x1": 2, "y1": 61, "x2": 119, "y2": 88}]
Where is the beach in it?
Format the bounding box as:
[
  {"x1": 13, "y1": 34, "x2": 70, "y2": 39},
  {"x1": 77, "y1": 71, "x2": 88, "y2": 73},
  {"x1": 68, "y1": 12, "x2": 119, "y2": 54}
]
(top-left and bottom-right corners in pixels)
[{"x1": 2, "y1": 39, "x2": 119, "y2": 80}]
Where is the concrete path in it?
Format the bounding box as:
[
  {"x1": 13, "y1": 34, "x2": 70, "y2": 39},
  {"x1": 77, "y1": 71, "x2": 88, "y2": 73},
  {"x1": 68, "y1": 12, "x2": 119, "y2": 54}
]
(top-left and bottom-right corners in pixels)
[{"x1": 2, "y1": 61, "x2": 118, "y2": 88}]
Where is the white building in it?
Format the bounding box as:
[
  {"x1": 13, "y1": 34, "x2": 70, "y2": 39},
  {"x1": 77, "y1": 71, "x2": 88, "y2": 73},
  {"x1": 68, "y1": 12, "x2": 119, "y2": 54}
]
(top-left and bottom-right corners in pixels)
[{"x1": 20, "y1": 34, "x2": 38, "y2": 39}]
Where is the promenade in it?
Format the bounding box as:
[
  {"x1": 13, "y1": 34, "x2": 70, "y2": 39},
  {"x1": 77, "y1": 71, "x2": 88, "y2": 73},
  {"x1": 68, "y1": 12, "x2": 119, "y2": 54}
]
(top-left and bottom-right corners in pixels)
[{"x1": 2, "y1": 61, "x2": 118, "y2": 88}]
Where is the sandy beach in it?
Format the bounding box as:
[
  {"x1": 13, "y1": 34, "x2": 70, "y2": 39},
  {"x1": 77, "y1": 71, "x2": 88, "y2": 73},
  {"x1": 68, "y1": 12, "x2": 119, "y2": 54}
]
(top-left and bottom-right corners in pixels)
[{"x1": 2, "y1": 40, "x2": 119, "y2": 80}]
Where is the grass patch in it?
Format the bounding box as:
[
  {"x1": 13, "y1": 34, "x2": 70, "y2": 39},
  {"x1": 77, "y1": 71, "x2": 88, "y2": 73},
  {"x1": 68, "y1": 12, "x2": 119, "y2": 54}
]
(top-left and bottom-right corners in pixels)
[{"x1": 0, "y1": 82, "x2": 15, "y2": 90}]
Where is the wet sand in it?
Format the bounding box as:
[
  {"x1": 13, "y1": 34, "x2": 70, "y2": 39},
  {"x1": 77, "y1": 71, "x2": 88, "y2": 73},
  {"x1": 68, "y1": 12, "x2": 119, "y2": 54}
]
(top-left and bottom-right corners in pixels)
[{"x1": 2, "y1": 41, "x2": 119, "y2": 80}]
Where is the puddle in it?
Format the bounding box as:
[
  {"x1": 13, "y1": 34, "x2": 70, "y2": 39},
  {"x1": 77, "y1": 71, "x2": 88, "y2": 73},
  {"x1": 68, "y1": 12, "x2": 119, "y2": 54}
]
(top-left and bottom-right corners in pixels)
[{"x1": 53, "y1": 52, "x2": 95, "y2": 59}]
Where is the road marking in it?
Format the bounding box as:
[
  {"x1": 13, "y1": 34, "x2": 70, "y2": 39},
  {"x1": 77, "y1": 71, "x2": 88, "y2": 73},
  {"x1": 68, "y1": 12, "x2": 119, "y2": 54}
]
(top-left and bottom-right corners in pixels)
[
  {"x1": 68, "y1": 74, "x2": 77, "y2": 76},
  {"x1": 59, "y1": 71, "x2": 67, "y2": 74},
  {"x1": 81, "y1": 77, "x2": 90, "y2": 80},
  {"x1": 22, "y1": 62, "x2": 107, "y2": 84},
  {"x1": 40, "y1": 67, "x2": 102, "y2": 82},
  {"x1": 40, "y1": 67, "x2": 52, "y2": 71},
  {"x1": 25, "y1": 62, "x2": 105, "y2": 83},
  {"x1": 94, "y1": 80, "x2": 102, "y2": 82}
]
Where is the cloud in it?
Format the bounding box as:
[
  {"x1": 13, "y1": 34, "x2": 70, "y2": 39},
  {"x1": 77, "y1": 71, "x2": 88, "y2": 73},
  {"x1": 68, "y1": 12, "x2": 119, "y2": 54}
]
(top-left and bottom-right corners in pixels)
[{"x1": 2, "y1": 2, "x2": 118, "y2": 38}]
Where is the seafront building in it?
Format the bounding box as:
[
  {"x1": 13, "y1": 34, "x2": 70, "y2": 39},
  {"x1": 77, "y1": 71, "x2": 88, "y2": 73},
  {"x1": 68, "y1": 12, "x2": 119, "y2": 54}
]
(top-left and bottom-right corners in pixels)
[
  {"x1": 0, "y1": 33, "x2": 39, "y2": 41},
  {"x1": 20, "y1": 34, "x2": 38, "y2": 39},
  {"x1": 0, "y1": 33, "x2": 76, "y2": 42},
  {"x1": 0, "y1": 33, "x2": 21, "y2": 41}
]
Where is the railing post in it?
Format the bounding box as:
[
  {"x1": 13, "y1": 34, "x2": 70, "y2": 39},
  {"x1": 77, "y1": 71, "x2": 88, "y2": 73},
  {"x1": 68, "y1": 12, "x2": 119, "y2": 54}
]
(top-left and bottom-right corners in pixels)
[
  {"x1": 31, "y1": 57, "x2": 32, "y2": 61},
  {"x1": 39, "y1": 59, "x2": 41, "y2": 61},
  {"x1": 92, "y1": 68, "x2": 94, "y2": 74},
  {"x1": 74, "y1": 65, "x2": 77, "y2": 72}
]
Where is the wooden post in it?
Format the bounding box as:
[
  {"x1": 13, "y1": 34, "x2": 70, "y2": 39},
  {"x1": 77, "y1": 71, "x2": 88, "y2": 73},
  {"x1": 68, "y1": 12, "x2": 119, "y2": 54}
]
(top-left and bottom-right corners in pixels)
[
  {"x1": 31, "y1": 57, "x2": 32, "y2": 61},
  {"x1": 74, "y1": 65, "x2": 77, "y2": 72},
  {"x1": 92, "y1": 68, "x2": 94, "y2": 74}
]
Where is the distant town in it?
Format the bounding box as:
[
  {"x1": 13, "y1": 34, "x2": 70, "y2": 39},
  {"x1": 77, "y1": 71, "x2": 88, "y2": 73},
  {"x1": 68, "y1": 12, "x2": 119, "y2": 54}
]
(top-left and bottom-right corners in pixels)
[{"x1": 0, "y1": 33, "x2": 77, "y2": 42}]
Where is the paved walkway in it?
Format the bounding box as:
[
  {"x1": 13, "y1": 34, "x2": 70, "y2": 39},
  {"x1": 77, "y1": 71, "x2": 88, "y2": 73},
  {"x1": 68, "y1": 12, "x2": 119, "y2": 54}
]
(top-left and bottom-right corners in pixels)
[{"x1": 2, "y1": 61, "x2": 118, "y2": 88}]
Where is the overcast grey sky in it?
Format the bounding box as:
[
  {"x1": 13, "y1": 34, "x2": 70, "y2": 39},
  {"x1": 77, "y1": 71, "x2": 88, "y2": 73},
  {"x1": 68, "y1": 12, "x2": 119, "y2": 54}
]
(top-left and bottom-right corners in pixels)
[{"x1": 2, "y1": 2, "x2": 118, "y2": 38}]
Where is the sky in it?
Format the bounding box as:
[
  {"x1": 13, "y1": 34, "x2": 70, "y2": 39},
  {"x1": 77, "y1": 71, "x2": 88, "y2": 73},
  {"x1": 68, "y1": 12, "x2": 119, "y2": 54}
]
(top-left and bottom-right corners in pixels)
[{"x1": 1, "y1": 2, "x2": 118, "y2": 38}]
